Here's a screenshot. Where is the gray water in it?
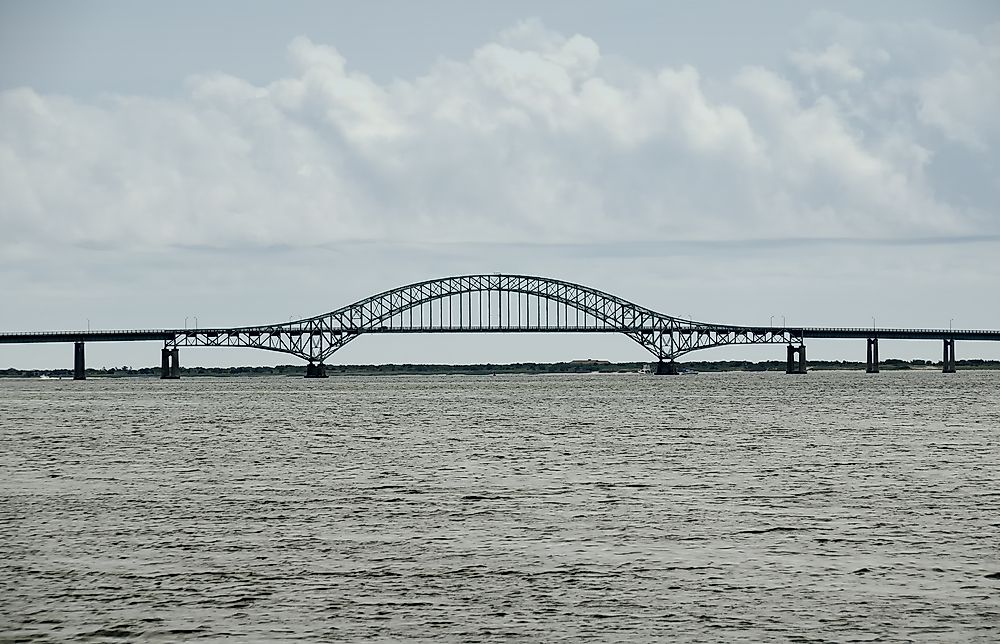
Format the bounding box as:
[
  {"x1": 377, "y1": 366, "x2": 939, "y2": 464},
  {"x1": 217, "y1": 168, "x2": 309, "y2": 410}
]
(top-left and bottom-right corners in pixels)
[{"x1": 2, "y1": 371, "x2": 999, "y2": 642}]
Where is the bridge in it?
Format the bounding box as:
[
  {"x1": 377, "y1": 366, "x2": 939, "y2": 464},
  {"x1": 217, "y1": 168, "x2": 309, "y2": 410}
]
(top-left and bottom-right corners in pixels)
[{"x1": 2, "y1": 274, "x2": 998, "y2": 379}]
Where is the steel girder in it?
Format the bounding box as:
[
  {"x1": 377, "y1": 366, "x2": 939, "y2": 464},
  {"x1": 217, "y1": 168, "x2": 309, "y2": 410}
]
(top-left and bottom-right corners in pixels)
[
  {"x1": 164, "y1": 274, "x2": 804, "y2": 362},
  {"x1": 627, "y1": 327, "x2": 804, "y2": 360}
]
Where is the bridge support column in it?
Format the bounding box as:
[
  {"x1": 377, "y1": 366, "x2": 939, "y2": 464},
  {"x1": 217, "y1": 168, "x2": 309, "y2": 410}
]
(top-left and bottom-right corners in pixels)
[
  {"x1": 73, "y1": 342, "x2": 85, "y2": 380},
  {"x1": 943, "y1": 339, "x2": 956, "y2": 373},
  {"x1": 866, "y1": 338, "x2": 879, "y2": 373},
  {"x1": 786, "y1": 344, "x2": 807, "y2": 374},
  {"x1": 161, "y1": 348, "x2": 180, "y2": 379},
  {"x1": 305, "y1": 362, "x2": 328, "y2": 378},
  {"x1": 654, "y1": 360, "x2": 679, "y2": 375}
]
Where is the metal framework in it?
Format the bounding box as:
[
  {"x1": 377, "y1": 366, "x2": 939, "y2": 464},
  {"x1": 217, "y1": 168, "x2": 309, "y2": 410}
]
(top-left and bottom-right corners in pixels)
[
  {"x1": 165, "y1": 274, "x2": 802, "y2": 364},
  {"x1": 3, "y1": 273, "x2": 999, "y2": 378}
]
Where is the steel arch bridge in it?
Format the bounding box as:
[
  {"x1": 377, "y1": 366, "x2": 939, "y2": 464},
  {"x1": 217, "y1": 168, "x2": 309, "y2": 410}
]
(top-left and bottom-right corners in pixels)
[
  {"x1": 165, "y1": 273, "x2": 800, "y2": 373},
  {"x1": 4, "y1": 273, "x2": 998, "y2": 378}
]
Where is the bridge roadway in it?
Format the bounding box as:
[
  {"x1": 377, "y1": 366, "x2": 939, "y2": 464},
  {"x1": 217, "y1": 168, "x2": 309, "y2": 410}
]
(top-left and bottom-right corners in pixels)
[
  {"x1": 2, "y1": 325, "x2": 996, "y2": 379},
  {"x1": 3, "y1": 326, "x2": 1000, "y2": 343},
  {"x1": 1, "y1": 273, "x2": 997, "y2": 378}
]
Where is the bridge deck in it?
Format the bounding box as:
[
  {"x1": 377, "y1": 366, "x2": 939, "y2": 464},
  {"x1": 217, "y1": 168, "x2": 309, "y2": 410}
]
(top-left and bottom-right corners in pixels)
[
  {"x1": 2, "y1": 326, "x2": 999, "y2": 343},
  {"x1": 0, "y1": 330, "x2": 175, "y2": 343},
  {"x1": 799, "y1": 327, "x2": 1000, "y2": 341}
]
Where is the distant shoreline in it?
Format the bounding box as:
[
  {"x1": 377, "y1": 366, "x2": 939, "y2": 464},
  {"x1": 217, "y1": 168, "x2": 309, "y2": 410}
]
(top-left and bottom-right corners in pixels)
[{"x1": 3, "y1": 358, "x2": 999, "y2": 378}]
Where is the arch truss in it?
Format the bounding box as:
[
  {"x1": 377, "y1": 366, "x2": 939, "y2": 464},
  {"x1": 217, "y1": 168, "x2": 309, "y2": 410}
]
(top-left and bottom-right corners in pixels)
[{"x1": 166, "y1": 274, "x2": 803, "y2": 364}]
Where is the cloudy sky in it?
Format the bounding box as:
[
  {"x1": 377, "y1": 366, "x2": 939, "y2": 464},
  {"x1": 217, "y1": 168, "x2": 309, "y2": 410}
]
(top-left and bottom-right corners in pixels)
[{"x1": 2, "y1": 1, "x2": 999, "y2": 368}]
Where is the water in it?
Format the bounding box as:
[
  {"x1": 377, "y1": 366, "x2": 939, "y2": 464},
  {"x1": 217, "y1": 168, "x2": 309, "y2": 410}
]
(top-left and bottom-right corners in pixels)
[{"x1": 2, "y1": 371, "x2": 999, "y2": 641}]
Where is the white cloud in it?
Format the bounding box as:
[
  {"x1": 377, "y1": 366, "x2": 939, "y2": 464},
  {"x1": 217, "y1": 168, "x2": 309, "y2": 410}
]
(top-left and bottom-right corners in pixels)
[
  {"x1": 916, "y1": 34, "x2": 1000, "y2": 149},
  {"x1": 1, "y1": 18, "x2": 996, "y2": 261},
  {"x1": 734, "y1": 66, "x2": 956, "y2": 235},
  {"x1": 790, "y1": 14, "x2": 1000, "y2": 150},
  {"x1": 790, "y1": 44, "x2": 865, "y2": 82}
]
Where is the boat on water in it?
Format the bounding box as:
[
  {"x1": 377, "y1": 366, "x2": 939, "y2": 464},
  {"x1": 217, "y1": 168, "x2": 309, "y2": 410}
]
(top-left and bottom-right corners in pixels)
[{"x1": 636, "y1": 364, "x2": 698, "y2": 375}]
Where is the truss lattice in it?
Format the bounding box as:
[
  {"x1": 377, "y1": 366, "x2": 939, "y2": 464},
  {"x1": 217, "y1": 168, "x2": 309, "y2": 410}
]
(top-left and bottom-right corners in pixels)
[{"x1": 167, "y1": 274, "x2": 803, "y2": 363}]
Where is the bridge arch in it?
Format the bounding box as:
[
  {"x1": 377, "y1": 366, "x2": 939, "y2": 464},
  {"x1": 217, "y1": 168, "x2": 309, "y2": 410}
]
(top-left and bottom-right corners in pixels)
[
  {"x1": 313, "y1": 274, "x2": 679, "y2": 329},
  {"x1": 287, "y1": 274, "x2": 706, "y2": 361},
  {"x1": 168, "y1": 274, "x2": 798, "y2": 365}
]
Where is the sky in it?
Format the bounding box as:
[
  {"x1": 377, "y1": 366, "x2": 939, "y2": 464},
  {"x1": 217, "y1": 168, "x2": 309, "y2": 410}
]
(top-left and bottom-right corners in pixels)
[{"x1": 2, "y1": 1, "x2": 999, "y2": 369}]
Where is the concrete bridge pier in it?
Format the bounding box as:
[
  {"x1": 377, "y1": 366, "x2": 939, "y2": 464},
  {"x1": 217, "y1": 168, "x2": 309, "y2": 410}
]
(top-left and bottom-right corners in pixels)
[
  {"x1": 786, "y1": 344, "x2": 807, "y2": 374},
  {"x1": 866, "y1": 338, "x2": 879, "y2": 373},
  {"x1": 161, "y1": 348, "x2": 181, "y2": 379},
  {"x1": 654, "y1": 360, "x2": 679, "y2": 375},
  {"x1": 943, "y1": 338, "x2": 956, "y2": 373},
  {"x1": 305, "y1": 362, "x2": 328, "y2": 378},
  {"x1": 73, "y1": 342, "x2": 85, "y2": 380}
]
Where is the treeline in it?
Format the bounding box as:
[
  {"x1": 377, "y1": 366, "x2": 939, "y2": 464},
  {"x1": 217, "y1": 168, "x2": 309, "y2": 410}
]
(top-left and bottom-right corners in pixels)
[{"x1": 3, "y1": 358, "x2": 999, "y2": 378}]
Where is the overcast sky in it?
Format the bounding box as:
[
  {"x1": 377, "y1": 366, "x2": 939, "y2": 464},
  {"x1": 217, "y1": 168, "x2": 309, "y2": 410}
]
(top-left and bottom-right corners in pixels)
[{"x1": 2, "y1": 1, "x2": 999, "y2": 368}]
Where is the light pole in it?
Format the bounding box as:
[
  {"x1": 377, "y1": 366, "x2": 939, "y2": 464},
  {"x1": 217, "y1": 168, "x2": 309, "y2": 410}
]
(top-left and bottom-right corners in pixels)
[
  {"x1": 949, "y1": 318, "x2": 953, "y2": 330},
  {"x1": 770, "y1": 315, "x2": 774, "y2": 327},
  {"x1": 194, "y1": 316, "x2": 198, "y2": 329},
  {"x1": 86, "y1": 318, "x2": 90, "y2": 331},
  {"x1": 872, "y1": 316, "x2": 876, "y2": 330},
  {"x1": 184, "y1": 316, "x2": 189, "y2": 329},
  {"x1": 782, "y1": 315, "x2": 786, "y2": 327}
]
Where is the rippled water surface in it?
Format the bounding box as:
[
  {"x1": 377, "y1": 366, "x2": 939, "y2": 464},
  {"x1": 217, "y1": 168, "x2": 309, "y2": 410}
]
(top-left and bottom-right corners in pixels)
[{"x1": 2, "y1": 371, "x2": 1000, "y2": 642}]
